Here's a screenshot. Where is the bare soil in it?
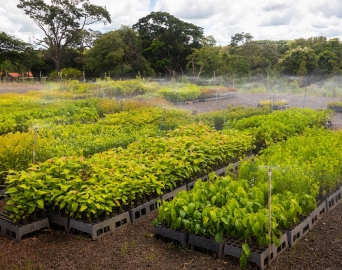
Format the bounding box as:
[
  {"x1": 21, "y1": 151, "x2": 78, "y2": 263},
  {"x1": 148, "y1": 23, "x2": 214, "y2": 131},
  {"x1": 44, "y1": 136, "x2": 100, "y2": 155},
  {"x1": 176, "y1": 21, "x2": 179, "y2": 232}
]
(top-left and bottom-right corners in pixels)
[
  {"x1": 1, "y1": 92, "x2": 342, "y2": 270},
  {"x1": 0, "y1": 82, "x2": 45, "y2": 94}
]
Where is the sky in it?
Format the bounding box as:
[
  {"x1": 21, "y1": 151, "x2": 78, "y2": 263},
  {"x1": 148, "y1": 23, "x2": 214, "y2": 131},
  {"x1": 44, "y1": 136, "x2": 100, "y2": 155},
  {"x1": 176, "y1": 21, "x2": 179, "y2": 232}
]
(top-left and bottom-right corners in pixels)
[{"x1": 1, "y1": 0, "x2": 342, "y2": 46}]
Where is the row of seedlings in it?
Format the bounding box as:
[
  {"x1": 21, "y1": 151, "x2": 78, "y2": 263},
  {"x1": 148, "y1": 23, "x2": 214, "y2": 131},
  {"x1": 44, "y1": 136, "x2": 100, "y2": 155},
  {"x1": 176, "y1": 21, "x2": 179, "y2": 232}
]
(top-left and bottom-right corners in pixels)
[
  {"x1": 0, "y1": 124, "x2": 253, "y2": 240},
  {"x1": 154, "y1": 114, "x2": 340, "y2": 269}
]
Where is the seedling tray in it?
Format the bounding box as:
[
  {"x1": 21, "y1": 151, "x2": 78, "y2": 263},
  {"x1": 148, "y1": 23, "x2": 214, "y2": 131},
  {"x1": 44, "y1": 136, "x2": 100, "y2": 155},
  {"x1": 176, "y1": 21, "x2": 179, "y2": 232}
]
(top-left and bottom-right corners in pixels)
[
  {"x1": 214, "y1": 166, "x2": 227, "y2": 177},
  {"x1": 47, "y1": 212, "x2": 70, "y2": 232},
  {"x1": 161, "y1": 185, "x2": 187, "y2": 202},
  {"x1": 0, "y1": 211, "x2": 50, "y2": 241},
  {"x1": 188, "y1": 233, "x2": 227, "y2": 259},
  {"x1": 68, "y1": 211, "x2": 130, "y2": 240},
  {"x1": 155, "y1": 224, "x2": 188, "y2": 248},
  {"x1": 201, "y1": 93, "x2": 237, "y2": 102},
  {"x1": 282, "y1": 216, "x2": 310, "y2": 248},
  {"x1": 326, "y1": 187, "x2": 342, "y2": 212},
  {"x1": 223, "y1": 233, "x2": 288, "y2": 270},
  {"x1": 186, "y1": 175, "x2": 208, "y2": 191},
  {"x1": 129, "y1": 197, "x2": 161, "y2": 223},
  {"x1": 309, "y1": 200, "x2": 327, "y2": 227}
]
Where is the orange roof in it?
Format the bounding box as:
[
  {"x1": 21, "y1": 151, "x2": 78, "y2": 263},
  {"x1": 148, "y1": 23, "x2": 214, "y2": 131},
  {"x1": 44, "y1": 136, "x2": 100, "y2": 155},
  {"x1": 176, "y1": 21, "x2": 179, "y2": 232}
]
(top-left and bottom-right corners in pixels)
[
  {"x1": 5, "y1": 72, "x2": 34, "y2": 78},
  {"x1": 8, "y1": 72, "x2": 20, "y2": 78},
  {"x1": 24, "y1": 72, "x2": 33, "y2": 77}
]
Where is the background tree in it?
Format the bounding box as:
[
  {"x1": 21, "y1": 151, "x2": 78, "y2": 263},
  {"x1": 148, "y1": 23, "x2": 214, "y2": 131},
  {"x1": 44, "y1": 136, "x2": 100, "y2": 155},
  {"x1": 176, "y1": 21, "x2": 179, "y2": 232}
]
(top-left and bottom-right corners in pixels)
[
  {"x1": 278, "y1": 47, "x2": 318, "y2": 76},
  {"x1": 0, "y1": 31, "x2": 41, "y2": 75},
  {"x1": 186, "y1": 36, "x2": 224, "y2": 81},
  {"x1": 86, "y1": 26, "x2": 152, "y2": 76},
  {"x1": 132, "y1": 11, "x2": 204, "y2": 76},
  {"x1": 17, "y1": 0, "x2": 111, "y2": 76},
  {"x1": 316, "y1": 50, "x2": 340, "y2": 75}
]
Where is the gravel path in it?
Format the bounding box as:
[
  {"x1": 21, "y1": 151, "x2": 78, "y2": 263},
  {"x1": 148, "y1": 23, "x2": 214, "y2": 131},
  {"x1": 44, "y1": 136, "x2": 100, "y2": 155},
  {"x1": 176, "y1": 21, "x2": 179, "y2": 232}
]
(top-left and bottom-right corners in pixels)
[{"x1": 178, "y1": 92, "x2": 342, "y2": 130}]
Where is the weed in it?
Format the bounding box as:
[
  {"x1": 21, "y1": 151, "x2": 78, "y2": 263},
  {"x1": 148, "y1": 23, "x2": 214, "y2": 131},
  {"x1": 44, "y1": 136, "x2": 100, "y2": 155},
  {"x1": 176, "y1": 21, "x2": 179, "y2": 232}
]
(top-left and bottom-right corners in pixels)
[
  {"x1": 121, "y1": 242, "x2": 128, "y2": 256},
  {"x1": 130, "y1": 240, "x2": 135, "y2": 249}
]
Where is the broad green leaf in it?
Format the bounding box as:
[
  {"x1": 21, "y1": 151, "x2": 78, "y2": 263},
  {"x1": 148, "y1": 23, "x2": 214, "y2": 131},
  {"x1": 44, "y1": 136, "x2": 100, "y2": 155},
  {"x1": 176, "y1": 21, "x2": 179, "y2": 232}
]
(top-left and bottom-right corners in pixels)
[
  {"x1": 242, "y1": 243, "x2": 251, "y2": 257},
  {"x1": 210, "y1": 210, "x2": 217, "y2": 222},
  {"x1": 179, "y1": 209, "x2": 186, "y2": 218},
  {"x1": 203, "y1": 216, "x2": 209, "y2": 226},
  {"x1": 72, "y1": 202, "x2": 78, "y2": 212},
  {"x1": 80, "y1": 204, "x2": 87, "y2": 212},
  {"x1": 239, "y1": 254, "x2": 247, "y2": 268},
  {"x1": 29, "y1": 206, "x2": 36, "y2": 214},
  {"x1": 215, "y1": 230, "x2": 223, "y2": 243},
  {"x1": 19, "y1": 184, "x2": 27, "y2": 189},
  {"x1": 36, "y1": 199, "x2": 44, "y2": 209},
  {"x1": 6, "y1": 187, "x2": 18, "y2": 194}
]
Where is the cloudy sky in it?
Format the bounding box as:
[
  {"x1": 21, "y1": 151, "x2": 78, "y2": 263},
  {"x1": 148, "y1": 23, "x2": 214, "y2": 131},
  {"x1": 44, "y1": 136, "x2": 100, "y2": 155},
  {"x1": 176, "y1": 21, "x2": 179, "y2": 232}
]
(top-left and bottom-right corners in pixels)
[{"x1": 1, "y1": 0, "x2": 342, "y2": 46}]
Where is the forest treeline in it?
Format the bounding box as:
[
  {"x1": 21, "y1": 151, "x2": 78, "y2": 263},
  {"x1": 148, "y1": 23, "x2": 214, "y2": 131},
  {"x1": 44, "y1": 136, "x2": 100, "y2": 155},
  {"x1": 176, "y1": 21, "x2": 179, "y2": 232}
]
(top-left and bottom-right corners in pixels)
[{"x1": 1, "y1": 6, "x2": 342, "y2": 85}]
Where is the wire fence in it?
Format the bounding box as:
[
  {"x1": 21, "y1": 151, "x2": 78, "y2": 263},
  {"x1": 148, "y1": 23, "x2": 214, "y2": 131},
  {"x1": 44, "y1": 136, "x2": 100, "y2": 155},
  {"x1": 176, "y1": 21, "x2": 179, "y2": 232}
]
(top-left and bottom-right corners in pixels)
[{"x1": 1, "y1": 74, "x2": 342, "y2": 98}]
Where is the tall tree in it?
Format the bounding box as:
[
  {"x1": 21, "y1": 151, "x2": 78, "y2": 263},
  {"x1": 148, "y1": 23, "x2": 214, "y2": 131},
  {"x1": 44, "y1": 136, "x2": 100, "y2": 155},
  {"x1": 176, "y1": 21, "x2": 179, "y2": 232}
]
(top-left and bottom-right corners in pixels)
[
  {"x1": 132, "y1": 11, "x2": 204, "y2": 76},
  {"x1": 0, "y1": 31, "x2": 39, "y2": 74},
  {"x1": 317, "y1": 50, "x2": 340, "y2": 75},
  {"x1": 186, "y1": 36, "x2": 224, "y2": 81},
  {"x1": 86, "y1": 26, "x2": 152, "y2": 76},
  {"x1": 229, "y1": 32, "x2": 253, "y2": 47},
  {"x1": 278, "y1": 47, "x2": 318, "y2": 76},
  {"x1": 17, "y1": 0, "x2": 111, "y2": 76}
]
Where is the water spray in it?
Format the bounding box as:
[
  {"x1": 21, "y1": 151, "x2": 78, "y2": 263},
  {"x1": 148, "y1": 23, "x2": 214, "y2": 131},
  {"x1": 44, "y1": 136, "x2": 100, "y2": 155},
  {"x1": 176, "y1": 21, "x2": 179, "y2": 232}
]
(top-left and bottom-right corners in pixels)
[{"x1": 303, "y1": 87, "x2": 307, "y2": 108}]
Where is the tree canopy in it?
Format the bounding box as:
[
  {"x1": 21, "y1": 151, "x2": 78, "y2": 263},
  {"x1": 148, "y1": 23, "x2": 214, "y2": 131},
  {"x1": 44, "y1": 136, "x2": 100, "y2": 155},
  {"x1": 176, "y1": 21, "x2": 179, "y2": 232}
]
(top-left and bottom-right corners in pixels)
[
  {"x1": 3, "y1": 8, "x2": 342, "y2": 83},
  {"x1": 0, "y1": 31, "x2": 40, "y2": 73},
  {"x1": 86, "y1": 26, "x2": 153, "y2": 76},
  {"x1": 17, "y1": 0, "x2": 111, "y2": 75},
  {"x1": 132, "y1": 11, "x2": 204, "y2": 76},
  {"x1": 279, "y1": 47, "x2": 318, "y2": 76}
]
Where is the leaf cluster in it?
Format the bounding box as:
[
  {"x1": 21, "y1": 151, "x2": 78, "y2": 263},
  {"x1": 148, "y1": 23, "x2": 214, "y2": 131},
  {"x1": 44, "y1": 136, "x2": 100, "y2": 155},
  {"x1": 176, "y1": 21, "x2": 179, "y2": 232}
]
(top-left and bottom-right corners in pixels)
[
  {"x1": 223, "y1": 108, "x2": 331, "y2": 149},
  {"x1": 4, "y1": 124, "x2": 253, "y2": 222}
]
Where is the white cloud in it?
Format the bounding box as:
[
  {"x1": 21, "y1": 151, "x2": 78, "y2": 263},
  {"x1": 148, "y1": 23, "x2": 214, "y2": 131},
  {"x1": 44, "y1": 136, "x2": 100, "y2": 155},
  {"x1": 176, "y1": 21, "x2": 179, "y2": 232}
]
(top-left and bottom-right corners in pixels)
[{"x1": 1, "y1": 0, "x2": 342, "y2": 46}]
